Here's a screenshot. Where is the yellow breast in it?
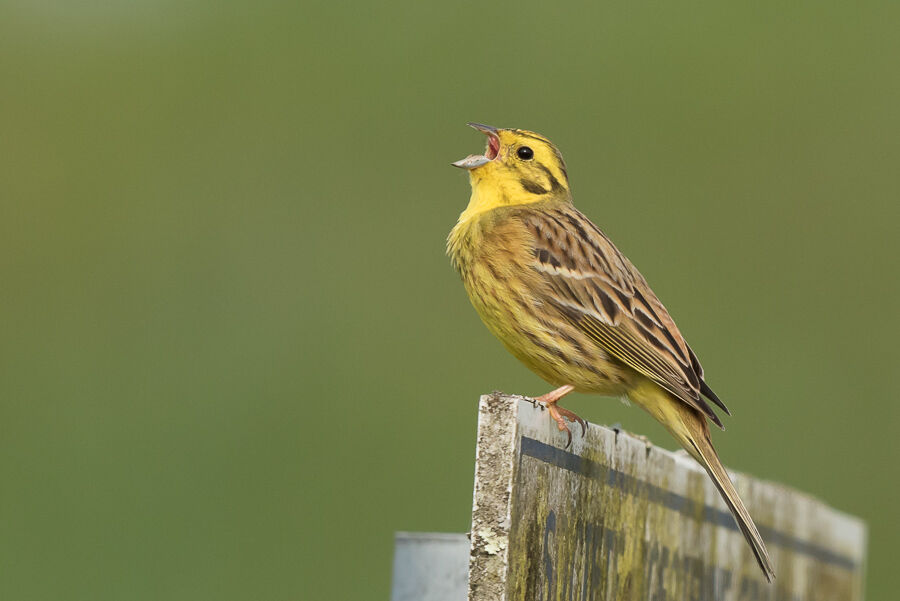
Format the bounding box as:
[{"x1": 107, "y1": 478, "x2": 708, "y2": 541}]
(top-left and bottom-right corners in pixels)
[{"x1": 447, "y1": 205, "x2": 625, "y2": 393}]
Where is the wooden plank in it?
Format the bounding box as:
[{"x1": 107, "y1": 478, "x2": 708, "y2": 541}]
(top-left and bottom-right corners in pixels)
[{"x1": 467, "y1": 393, "x2": 867, "y2": 601}]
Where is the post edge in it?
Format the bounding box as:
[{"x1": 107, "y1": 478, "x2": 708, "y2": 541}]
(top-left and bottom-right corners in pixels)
[{"x1": 467, "y1": 393, "x2": 522, "y2": 601}]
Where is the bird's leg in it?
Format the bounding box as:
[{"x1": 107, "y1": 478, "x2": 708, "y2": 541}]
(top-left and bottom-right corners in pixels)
[{"x1": 534, "y1": 385, "x2": 585, "y2": 448}]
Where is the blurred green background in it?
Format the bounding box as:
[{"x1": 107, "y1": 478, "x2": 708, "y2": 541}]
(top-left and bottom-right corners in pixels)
[{"x1": 1, "y1": 0, "x2": 897, "y2": 598}]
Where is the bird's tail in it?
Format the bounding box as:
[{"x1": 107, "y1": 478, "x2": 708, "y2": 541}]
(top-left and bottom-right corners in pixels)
[
  {"x1": 672, "y1": 405, "x2": 776, "y2": 582},
  {"x1": 628, "y1": 380, "x2": 775, "y2": 581}
]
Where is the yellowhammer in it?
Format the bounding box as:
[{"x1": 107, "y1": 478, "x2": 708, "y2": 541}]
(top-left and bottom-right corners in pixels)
[{"x1": 447, "y1": 122, "x2": 774, "y2": 582}]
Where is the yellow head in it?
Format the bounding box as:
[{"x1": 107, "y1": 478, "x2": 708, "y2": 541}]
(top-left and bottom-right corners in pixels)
[{"x1": 452, "y1": 123, "x2": 571, "y2": 224}]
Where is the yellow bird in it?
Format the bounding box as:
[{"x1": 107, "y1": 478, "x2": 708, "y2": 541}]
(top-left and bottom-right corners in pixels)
[{"x1": 447, "y1": 123, "x2": 774, "y2": 582}]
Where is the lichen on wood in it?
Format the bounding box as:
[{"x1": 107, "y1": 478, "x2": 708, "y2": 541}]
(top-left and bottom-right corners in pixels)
[{"x1": 467, "y1": 394, "x2": 867, "y2": 601}]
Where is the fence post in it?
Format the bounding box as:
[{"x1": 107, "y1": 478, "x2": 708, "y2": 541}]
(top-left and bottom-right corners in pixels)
[{"x1": 392, "y1": 393, "x2": 867, "y2": 601}]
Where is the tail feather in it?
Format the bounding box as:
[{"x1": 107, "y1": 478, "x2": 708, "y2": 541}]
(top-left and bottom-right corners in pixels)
[
  {"x1": 683, "y1": 417, "x2": 776, "y2": 582},
  {"x1": 630, "y1": 381, "x2": 776, "y2": 581}
]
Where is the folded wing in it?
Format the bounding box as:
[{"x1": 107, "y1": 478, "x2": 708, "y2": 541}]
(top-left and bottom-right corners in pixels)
[{"x1": 522, "y1": 206, "x2": 729, "y2": 428}]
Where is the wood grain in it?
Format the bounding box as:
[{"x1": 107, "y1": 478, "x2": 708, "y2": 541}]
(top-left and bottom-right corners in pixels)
[{"x1": 468, "y1": 393, "x2": 867, "y2": 601}]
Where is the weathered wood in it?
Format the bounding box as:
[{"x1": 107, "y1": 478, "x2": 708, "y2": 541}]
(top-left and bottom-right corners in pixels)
[{"x1": 467, "y1": 393, "x2": 867, "y2": 601}]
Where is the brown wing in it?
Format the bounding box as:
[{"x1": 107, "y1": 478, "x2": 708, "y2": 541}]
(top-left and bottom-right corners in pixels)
[{"x1": 521, "y1": 203, "x2": 729, "y2": 428}]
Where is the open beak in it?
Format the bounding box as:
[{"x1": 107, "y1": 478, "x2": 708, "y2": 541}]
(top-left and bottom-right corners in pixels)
[{"x1": 452, "y1": 122, "x2": 501, "y2": 170}]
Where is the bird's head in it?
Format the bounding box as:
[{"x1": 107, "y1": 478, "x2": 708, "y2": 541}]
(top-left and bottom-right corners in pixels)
[{"x1": 453, "y1": 123, "x2": 571, "y2": 215}]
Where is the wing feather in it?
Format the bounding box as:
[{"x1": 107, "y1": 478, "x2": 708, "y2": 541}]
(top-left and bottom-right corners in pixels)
[{"x1": 524, "y1": 205, "x2": 727, "y2": 427}]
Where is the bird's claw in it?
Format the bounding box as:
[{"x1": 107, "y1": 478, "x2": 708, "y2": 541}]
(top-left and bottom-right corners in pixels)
[{"x1": 543, "y1": 402, "x2": 586, "y2": 449}]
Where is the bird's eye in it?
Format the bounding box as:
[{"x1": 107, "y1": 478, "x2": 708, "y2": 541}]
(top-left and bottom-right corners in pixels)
[{"x1": 516, "y1": 146, "x2": 534, "y2": 160}]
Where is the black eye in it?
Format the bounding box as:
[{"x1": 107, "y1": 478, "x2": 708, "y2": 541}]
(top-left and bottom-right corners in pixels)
[{"x1": 516, "y1": 146, "x2": 534, "y2": 160}]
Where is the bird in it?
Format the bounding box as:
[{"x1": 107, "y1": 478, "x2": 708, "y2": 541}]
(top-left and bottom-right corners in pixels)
[{"x1": 447, "y1": 122, "x2": 775, "y2": 582}]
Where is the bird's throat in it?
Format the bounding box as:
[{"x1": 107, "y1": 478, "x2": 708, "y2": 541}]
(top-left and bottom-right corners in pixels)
[{"x1": 456, "y1": 176, "x2": 508, "y2": 227}]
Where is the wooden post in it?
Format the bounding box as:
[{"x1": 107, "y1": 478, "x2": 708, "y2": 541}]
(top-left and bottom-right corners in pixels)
[
  {"x1": 468, "y1": 393, "x2": 866, "y2": 601},
  {"x1": 390, "y1": 393, "x2": 867, "y2": 601}
]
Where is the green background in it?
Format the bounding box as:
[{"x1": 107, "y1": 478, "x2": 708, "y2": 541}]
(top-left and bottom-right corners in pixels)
[{"x1": 1, "y1": 1, "x2": 897, "y2": 598}]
